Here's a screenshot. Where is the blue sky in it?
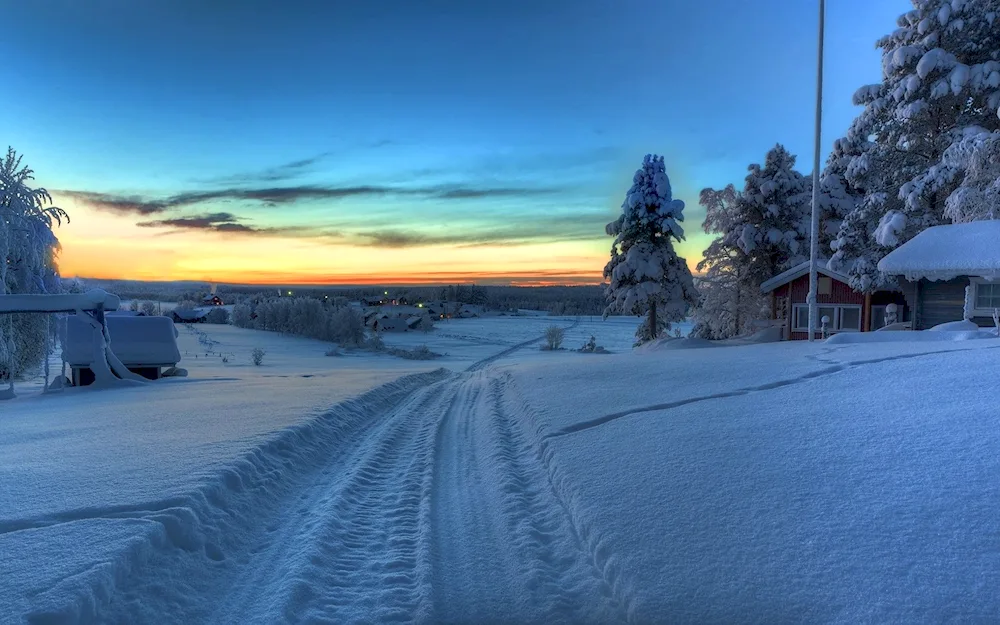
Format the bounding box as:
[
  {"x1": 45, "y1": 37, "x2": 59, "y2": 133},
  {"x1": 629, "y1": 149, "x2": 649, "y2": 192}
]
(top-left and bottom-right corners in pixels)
[{"x1": 0, "y1": 0, "x2": 907, "y2": 284}]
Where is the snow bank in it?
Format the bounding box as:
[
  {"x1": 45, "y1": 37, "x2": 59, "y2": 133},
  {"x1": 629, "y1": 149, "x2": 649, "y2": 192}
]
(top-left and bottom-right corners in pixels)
[
  {"x1": 928, "y1": 319, "x2": 981, "y2": 332},
  {"x1": 637, "y1": 337, "x2": 720, "y2": 351},
  {"x1": 826, "y1": 329, "x2": 995, "y2": 343},
  {"x1": 877, "y1": 220, "x2": 1000, "y2": 280}
]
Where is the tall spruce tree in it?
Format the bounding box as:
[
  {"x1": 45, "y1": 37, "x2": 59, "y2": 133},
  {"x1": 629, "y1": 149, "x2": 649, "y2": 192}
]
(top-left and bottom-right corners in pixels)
[{"x1": 603, "y1": 154, "x2": 698, "y2": 345}]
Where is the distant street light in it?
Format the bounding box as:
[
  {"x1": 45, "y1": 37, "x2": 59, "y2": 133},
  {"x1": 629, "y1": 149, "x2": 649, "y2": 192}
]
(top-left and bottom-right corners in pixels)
[{"x1": 807, "y1": 0, "x2": 826, "y2": 342}]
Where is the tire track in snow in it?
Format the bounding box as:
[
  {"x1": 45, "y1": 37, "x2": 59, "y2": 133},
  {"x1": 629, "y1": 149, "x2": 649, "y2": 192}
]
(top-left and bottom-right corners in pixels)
[
  {"x1": 64, "y1": 369, "x2": 452, "y2": 624},
  {"x1": 207, "y1": 377, "x2": 460, "y2": 624},
  {"x1": 427, "y1": 369, "x2": 625, "y2": 624},
  {"x1": 497, "y1": 371, "x2": 649, "y2": 624},
  {"x1": 547, "y1": 343, "x2": 1000, "y2": 438}
]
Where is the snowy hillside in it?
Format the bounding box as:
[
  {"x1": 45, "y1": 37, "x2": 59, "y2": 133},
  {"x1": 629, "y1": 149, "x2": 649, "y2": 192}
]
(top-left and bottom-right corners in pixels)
[{"x1": 2, "y1": 318, "x2": 1000, "y2": 623}]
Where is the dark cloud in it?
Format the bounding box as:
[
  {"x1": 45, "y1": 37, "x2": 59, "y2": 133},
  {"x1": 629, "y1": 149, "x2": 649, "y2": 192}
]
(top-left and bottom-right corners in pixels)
[
  {"x1": 58, "y1": 191, "x2": 170, "y2": 216},
  {"x1": 60, "y1": 183, "x2": 567, "y2": 216},
  {"x1": 136, "y1": 211, "x2": 317, "y2": 237}
]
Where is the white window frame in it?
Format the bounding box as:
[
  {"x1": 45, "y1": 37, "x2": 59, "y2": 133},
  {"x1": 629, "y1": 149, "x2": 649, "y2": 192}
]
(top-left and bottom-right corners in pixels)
[
  {"x1": 969, "y1": 278, "x2": 1000, "y2": 317},
  {"x1": 791, "y1": 304, "x2": 863, "y2": 333}
]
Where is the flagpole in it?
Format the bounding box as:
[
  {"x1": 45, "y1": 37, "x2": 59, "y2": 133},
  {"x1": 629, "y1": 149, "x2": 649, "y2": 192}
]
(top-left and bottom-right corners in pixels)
[{"x1": 807, "y1": 0, "x2": 825, "y2": 342}]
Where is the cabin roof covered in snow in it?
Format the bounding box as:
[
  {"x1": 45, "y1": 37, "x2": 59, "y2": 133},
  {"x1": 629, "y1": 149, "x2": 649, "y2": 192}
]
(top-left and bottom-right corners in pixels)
[
  {"x1": 878, "y1": 221, "x2": 1000, "y2": 281},
  {"x1": 759, "y1": 260, "x2": 850, "y2": 294}
]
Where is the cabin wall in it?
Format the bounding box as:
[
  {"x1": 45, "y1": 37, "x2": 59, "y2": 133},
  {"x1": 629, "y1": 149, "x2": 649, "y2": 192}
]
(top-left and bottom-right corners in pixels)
[{"x1": 907, "y1": 277, "x2": 995, "y2": 330}]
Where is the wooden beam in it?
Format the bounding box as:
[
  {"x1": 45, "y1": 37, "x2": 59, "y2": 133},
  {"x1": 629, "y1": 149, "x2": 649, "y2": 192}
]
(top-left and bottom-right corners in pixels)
[{"x1": 863, "y1": 292, "x2": 872, "y2": 332}]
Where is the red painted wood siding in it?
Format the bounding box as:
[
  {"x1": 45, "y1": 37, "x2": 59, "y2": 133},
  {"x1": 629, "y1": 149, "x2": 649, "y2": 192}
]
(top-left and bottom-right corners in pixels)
[{"x1": 774, "y1": 274, "x2": 865, "y2": 340}]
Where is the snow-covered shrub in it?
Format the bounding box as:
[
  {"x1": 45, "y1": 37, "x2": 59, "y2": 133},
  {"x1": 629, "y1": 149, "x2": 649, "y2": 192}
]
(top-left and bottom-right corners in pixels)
[
  {"x1": 231, "y1": 303, "x2": 253, "y2": 328},
  {"x1": 604, "y1": 155, "x2": 698, "y2": 345},
  {"x1": 176, "y1": 299, "x2": 200, "y2": 312},
  {"x1": 129, "y1": 300, "x2": 140, "y2": 312},
  {"x1": 204, "y1": 307, "x2": 228, "y2": 324},
  {"x1": 543, "y1": 325, "x2": 565, "y2": 350},
  {"x1": 365, "y1": 332, "x2": 385, "y2": 352},
  {"x1": 577, "y1": 335, "x2": 607, "y2": 353},
  {"x1": 250, "y1": 347, "x2": 265, "y2": 366},
  {"x1": 0, "y1": 148, "x2": 68, "y2": 388},
  {"x1": 327, "y1": 306, "x2": 365, "y2": 347},
  {"x1": 140, "y1": 301, "x2": 158, "y2": 316},
  {"x1": 386, "y1": 344, "x2": 441, "y2": 360}
]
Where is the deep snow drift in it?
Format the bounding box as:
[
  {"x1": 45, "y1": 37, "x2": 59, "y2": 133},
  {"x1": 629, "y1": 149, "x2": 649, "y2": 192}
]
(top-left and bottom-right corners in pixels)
[{"x1": 3, "y1": 317, "x2": 1000, "y2": 623}]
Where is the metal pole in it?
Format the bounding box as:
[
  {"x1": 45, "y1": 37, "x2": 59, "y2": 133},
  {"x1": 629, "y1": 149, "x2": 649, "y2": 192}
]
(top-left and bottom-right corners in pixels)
[{"x1": 807, "y1": 0, "x2": 826, "y2": 342}]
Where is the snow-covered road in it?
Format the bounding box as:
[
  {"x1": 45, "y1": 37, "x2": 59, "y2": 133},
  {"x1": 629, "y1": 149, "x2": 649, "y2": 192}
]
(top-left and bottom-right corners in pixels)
[{"x1": 89, "y1": 321, "x2": 622, "y2": 624}]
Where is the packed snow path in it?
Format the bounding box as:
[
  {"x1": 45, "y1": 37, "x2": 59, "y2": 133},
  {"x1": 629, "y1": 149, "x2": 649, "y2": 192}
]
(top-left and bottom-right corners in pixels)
[{"x1": 96, "y1": 321, "x2": 619, "y2": 623}]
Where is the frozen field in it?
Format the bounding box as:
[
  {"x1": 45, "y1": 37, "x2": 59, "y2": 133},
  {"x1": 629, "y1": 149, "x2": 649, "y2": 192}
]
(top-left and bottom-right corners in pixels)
[{"x1": 2, "y1": 316, "x2": 1000, "y2": 623}]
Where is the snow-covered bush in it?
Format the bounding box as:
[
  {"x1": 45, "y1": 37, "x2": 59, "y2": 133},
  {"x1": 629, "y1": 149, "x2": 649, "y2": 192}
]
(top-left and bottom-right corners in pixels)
[
  {"x1": 231, "y1": 303, "x2": 253, "y2": 328},
  {"x1": 204, "y1": 307, "x2": 228, "y2": 324},
  {"x1": 604, "y1": 154, "x2": 698, "y2": 345},
  {"x1": 543, "y1": 325, "x2": 565, "y2": 350},
  {"x1": 386, "y1": 344, "x2": 441, "y2": 360},
  {"x1": 365, "y1": 332, "x2": 385, "y2": 352},
  {"x1": 250, "y1": 347, "x2": 265, "y2": 366},
  {"x1": 140, "y1": 301, "x2": 158, "y2": 316},
  {"x1": 0, "y1": 148, "x2": 68, "y2": 389},
  {"x1": 328, "y1": 306, "x2": 365, "y2": 347}
]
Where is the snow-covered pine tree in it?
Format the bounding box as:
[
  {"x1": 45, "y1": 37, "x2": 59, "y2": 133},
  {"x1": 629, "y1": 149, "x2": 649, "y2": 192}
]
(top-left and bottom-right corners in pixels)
[
  {"x1": 689, "y1": 185, "x2": 768, "y2": 339},
  {"x1": 831, "y1": 0, "x2": 1000, "y2": 291},
  {"x1": 603, "y1": 154, "x2": 698, "y2": 345},
  {"x1": 691, "y1": 145, "x2": 811, "y2": 338},
  {"x1": 0, "y1": 148, "x2": 69, "y2": 391},
  {"x1": 944, "y1": 130, "x2": 1000, "y2": 221}
]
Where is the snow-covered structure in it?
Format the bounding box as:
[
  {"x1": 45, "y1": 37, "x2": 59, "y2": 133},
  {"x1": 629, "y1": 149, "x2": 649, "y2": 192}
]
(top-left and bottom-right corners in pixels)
[
  {"x1": 603, "y1": 154, "x2": 698, "y2": 344},
  {"x1": 0, "y1": 289, "x2": 156, "y2": 395},
  {"x1": 878, "y1": 221, "x2": 1000, "y2": 329},
  {"x1": 64, "y1": 314, "x2": 181, "y2": 385},
  {"x1": 760, "y1": 260, "x2": 909, "y2": 339}
]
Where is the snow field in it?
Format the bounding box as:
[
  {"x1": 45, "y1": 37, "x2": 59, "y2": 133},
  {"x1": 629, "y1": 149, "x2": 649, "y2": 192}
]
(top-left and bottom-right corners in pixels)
[
  {"x1": 5, "y1": 317, "x2": 1000, "y2": 622},
  {"x1": 506, "y1": 338, "x2": 1000, "y2": 623}
]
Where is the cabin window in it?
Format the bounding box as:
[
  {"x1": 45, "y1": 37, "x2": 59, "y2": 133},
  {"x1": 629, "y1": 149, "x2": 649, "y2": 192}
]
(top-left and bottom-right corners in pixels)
[
  {"x1": 792, "y1": 304, "x2": 862, "y2": 332},
  {"x1": 974, "y1": 281, "x2": 1000, "y2": 312},
  {"x1": 818, "y1": 276, "x2": 832, "y2": 295}
]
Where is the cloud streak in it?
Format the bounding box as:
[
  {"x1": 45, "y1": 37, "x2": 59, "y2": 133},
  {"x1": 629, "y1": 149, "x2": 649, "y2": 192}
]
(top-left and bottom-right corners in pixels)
[
  {"x1": 60, "y1": 183, "x2": 566, "y2": 216},
  {"x1": 135, "y1": 211, "x2": 329, "y2": 237}
]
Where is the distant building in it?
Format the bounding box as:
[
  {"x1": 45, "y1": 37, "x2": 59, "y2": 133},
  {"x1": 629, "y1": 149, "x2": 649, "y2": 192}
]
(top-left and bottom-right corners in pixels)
[
  {"x1": 201, "y1": 295, "x2": 224, "y2": 306},
  {"x1": 170, "y1": 309, "x2": 209, "y2": 324},
  {"x1": 372, "y1": 318, "x2": 409, "y2": 333}
]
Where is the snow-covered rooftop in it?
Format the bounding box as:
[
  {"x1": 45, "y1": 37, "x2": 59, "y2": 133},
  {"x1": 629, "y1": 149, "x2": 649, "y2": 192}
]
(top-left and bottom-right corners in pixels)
[
  {"x1": 759, "y1": 260, "x2": 850, "y2": 293},
  {"x1": 878, "y1": 220, "x2": 1000, "y2": 281}
]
